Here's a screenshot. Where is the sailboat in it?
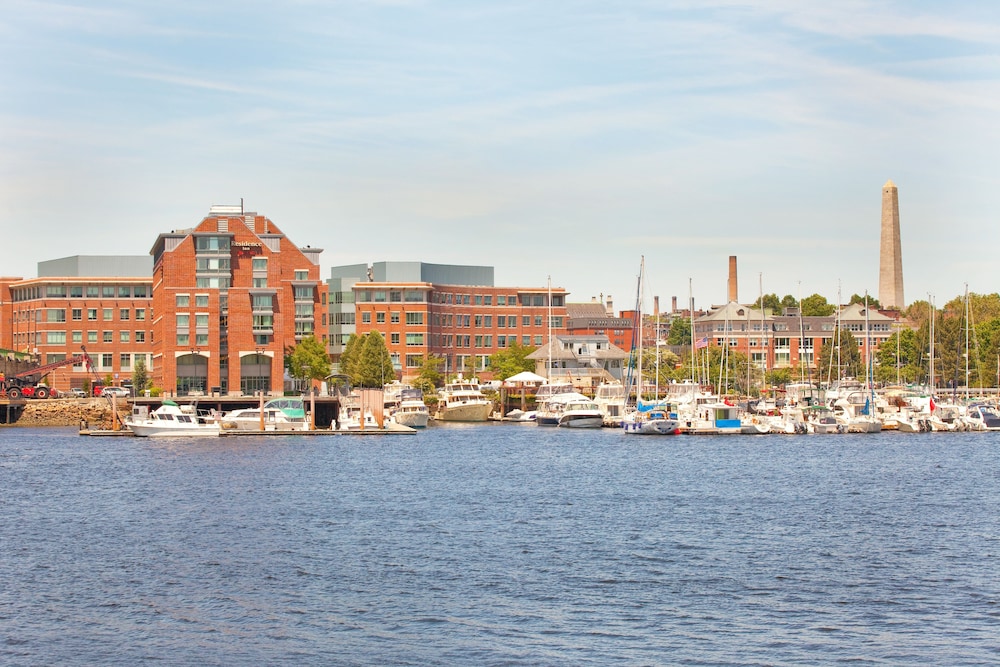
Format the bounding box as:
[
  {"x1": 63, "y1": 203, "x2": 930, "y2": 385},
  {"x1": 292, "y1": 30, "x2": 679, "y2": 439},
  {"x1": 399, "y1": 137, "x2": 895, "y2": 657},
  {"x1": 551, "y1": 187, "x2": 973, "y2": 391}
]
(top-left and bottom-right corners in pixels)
[{"x1": 622, "y1": 257, "x2": 681, "y2": 436}]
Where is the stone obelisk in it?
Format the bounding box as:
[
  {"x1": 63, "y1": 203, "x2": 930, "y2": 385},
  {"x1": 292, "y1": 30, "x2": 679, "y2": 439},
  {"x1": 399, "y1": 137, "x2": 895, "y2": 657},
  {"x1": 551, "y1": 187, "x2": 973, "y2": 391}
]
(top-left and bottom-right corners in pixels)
[{"x1": 878, "y1": 180, "x2": 904, "y2": 309}]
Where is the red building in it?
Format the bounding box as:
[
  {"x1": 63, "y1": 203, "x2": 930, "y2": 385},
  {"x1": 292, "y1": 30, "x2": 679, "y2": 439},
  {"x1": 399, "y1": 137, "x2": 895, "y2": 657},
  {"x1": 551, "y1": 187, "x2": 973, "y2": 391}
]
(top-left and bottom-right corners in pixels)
[
  {"x1": 328, "y1": 262, "x2": 569, "y2": 381},
  {"x1": 0, "y1": 257, "x2": 153, "y2": 392},
  {"x1": 150, "y1": 205, "x2": 323, "y2": 396}
]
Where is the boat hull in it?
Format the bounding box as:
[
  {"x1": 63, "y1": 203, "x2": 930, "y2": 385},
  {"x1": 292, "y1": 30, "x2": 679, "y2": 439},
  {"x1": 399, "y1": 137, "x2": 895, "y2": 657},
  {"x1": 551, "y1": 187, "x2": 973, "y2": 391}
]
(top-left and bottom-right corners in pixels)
[
  {"x1": 127, "y1": 423, "x2": 220, "y2": 437},
  {"x1": 392, "y1": 411, "x2": 429, "y2": 428},
  {"x1": 558, "y1": 414, "x2": 603, "y2": 428},
  {"x1": 436, "y1": 402, "x2": 492, "y2": 422},
  {"x1": 623, "y1": 418, "x2": 681, "y2": 435}
]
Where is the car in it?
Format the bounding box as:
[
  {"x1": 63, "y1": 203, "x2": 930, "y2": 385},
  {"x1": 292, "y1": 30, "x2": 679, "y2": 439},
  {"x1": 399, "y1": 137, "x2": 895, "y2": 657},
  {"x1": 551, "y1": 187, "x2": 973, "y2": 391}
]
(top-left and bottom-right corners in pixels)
[
  {"x1": 101, "y1": 386, "x2": 130, "y2": 398},
  {"x1": 69, "y1": 388, "x2": 87, "y2": 398}
]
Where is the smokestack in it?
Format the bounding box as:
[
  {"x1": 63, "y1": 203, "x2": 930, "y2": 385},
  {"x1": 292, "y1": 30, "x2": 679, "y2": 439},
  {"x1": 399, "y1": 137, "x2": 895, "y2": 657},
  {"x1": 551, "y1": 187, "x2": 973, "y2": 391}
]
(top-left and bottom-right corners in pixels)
[
  {"x1": 728, "y1": 256, "x2": 738, "y2": 303},
  {"x1": 671, "y1": 296, "x2": 678, "y2": 312},
  {"x1": 606, "y1": 295, "x2": 613, "y2": 316},
  {"x1": 654, "y1": 296, "x2": 660, "y2": 317}
]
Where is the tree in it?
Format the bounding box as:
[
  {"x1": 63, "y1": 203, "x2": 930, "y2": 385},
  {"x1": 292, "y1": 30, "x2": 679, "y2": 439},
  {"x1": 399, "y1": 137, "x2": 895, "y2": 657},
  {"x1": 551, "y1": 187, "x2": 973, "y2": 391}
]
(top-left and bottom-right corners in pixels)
[
  {"x1": 131, "y1": 356, "x2": 150, "y2": 394},
  {"x1": 849, "y1": 294, "x2": 882, "y2": 310},
  {"x1": 287, "y1": 335, "x2": 331, "y2": 388},
  {"x1": 873, "y1": 328, "x2": 924, "y2": 384},
  {"x1": 355, "y1": 331, "x2": 395, "y2": 388},
  {"x1": 816, "y1": 327, "x2": 864, "y2": 379},
  {"x1": 339, "y1": 333, "x2": 362, "y2": 380},
  {"x1": 800, "y1": 293, "x2": 835, "y2": 317},
  {"x1": 780, "y1": 294, "x2": 798, "y2": 310},
  {"x1": 754, "y1": 293, "x2": 782, "y2": 313},
  {"x1": 412, "y1": 354, "x2": 445, "y2": 392},
  {"x1": 666, "y1": 317, "x2": 691, "y2": 345},
  {"x1": 489, "y1": 342, "x2": 537, "y2": 380}
]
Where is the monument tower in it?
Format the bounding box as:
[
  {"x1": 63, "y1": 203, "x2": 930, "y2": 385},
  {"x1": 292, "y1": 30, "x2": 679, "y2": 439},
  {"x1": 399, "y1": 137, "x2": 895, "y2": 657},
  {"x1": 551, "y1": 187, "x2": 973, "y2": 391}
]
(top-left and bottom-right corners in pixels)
[{"x1": 878, "y1": 179, "x2": 904, "y2": 309}]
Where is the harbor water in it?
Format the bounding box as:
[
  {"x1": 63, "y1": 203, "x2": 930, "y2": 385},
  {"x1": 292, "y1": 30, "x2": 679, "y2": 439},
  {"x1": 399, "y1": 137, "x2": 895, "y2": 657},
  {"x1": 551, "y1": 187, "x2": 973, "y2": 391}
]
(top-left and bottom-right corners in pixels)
[{"x1": 2, "y1": 425, "x2": 999, "y2": 665}]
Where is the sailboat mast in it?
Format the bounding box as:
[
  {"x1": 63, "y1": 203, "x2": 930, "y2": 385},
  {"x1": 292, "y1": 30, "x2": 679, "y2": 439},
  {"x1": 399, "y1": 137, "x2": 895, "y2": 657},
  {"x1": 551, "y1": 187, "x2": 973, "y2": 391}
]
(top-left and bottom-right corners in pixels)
[
  {"x1": 689, "y1": 278, "x2": 696, "y2": 385},
  {"x1": 546, "y1": 275, "x2": 552, "y2": 382}
]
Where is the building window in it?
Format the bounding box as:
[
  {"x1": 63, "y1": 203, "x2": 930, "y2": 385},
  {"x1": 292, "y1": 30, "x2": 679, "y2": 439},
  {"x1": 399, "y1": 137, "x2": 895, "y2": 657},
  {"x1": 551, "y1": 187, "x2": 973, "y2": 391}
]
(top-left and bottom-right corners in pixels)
[
  {"x1": 195, "y1": 236, "x2": 230, "y2": 252},
  {"x1": 103, "y1": 309, "x2": 113, "y2": 321},
  {"x1": 361, "y1": 312, "x2": 371, "y2": 324},
  {"x1": 72, "y1": 331, "x2": 82, "y2": 343},
  {"x1": 86, "y1": 286, "x2": 99, "y2": 298},
  {"x1": 391, "y1": 312, "x2": 400, "y2": 324},
  {"x1": 103, "y1": 331, "x2": 113, "y2": 343},
  {"x1": 405, "y1": 291, "x2": 423, "y2": 302},
  {"x1": 294, "y1": 270, "x2": 309, "y2": 280},
  {"x1": 534, "y1": 316, "x2": 543, "y2": 327},
  {"x1": 46, "y1": 331, "x2": 66, "y2": 344},
  {"x1": 88, "y1": 309, "x2": 97, "y2": 321},
  {"x1": 118, "y1": 286, "x2": 131, "y2": 298},
  {"x1": 391, "y1": 333, "x2": 400, "y2": 345},
  {"x1": 69, "y1": 286, "x2": 83, "y2": 298},
  {"x1": 253, "y1": 315, "x2": 273, "y2": 332},
  {"x1": 120, "y1": 353, "x2": 131, "y2": 369},
  {"x1": 46, "y1": 309, "x2": 66, "y2": 323},
  {"x1": 102, "y1": 286, "x2": 115, "y2": 298},
  {"x1": 390, "y1": 291, "x2": 402, "y2": 302},
  {"x1": 196, "y1": 334, "x2": 209, "y2": 346},
  {"x1": 72, "y1": 309, "x2": 82, "y2": 321},
  {"x1": 195, "y1": 314, "x2": 209, "y2": 328},
  {"x1": 195, "y1": 294, "x2": 209, "y2": 308},
  {"x1": 376, "y1": 312, "x2": 385, "y2": 324},
  {"x1": 136, "y1": 331, "x2": 146, "y2": 343},
  {"x1": 534, "y1": 335, "x2": 543, "y2": 345},
  {"x1": 120, "y1": 331, "x2": 130, "y2": 343},
  {"x1": 135, "y1": 309, "x2": 145, "y2": 321},
  {"x1": 406, "y1": 354, "x2": 422, "y2": 368},
  {"x1": 120, "y1": 309, "x2": 130, "y2": 321},
  {"x1": 406, "y1": 312, "x2": 424, "y2": 325},
  {"x1": 252, "y1": 257, "x2": 267, "y2": 272},
  {"x1": 176, "y1": 333, "x2": 189, "y2": 346},
  {"x1": 522, "y1": 336, "x2": 530, "y2": 345},
  {"x1": 406, "y1": 333, "x2": 424, "y2": 346},
  {"x1": 176, "y1": 314, "x2": 190, "y2": 329},
  {"x1": 88, "y1": 331, "x2": 97, "y2": 343},
  {"x1": 498, "y1": 335, "x2": 506, "y2": 347},
  {"x1": 101, "y1": 353, "x2": 113, "y2": 369},
  {"x1": 134, "y1": 285, "x2": 148, "y2": 298}
]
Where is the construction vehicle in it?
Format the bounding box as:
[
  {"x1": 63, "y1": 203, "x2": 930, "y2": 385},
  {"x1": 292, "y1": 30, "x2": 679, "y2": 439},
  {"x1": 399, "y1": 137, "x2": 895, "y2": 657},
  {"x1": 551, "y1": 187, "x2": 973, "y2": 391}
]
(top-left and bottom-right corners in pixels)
[{"x1": 0, "y1": 346, "x2": 99, "y2": 400}]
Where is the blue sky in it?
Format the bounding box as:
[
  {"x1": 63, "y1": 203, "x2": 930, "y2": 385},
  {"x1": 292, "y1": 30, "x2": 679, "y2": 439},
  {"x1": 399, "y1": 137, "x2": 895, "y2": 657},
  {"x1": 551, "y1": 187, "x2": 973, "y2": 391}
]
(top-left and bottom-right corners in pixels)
[{"x1": 2, "y1": 1, "x2": 999, "y2": 311}]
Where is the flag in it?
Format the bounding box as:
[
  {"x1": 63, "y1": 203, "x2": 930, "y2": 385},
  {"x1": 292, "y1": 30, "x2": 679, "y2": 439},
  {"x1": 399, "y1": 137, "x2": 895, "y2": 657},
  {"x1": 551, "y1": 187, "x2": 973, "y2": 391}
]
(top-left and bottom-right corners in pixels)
[
  {"x1": 929, "y1": 397, "x2": 936, "y2": 412},
  {"x1": 694, "y1": 336, "x2": 709, "y2": 350}
]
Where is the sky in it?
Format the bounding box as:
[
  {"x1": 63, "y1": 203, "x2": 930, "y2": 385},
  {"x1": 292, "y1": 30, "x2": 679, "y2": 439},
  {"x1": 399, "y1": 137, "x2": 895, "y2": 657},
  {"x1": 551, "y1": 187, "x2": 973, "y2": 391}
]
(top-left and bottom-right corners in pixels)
[{"x1": 2, "y1": 1, "x2": 999, "y2": 312}]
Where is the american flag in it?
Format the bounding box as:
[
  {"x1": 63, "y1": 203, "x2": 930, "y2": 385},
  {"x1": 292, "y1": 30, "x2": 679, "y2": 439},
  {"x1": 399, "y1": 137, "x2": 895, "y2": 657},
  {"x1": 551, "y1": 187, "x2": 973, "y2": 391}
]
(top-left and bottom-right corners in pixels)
[{"x1": 694, "y1": 336, "x2": 709, "y2": 349}]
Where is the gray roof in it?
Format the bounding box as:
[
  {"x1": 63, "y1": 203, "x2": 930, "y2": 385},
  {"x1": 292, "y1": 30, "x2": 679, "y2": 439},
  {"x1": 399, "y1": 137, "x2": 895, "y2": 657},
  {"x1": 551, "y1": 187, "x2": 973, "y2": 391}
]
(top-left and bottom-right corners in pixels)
[{"x1": 37, "y1": 255, "x2": 152, "y2": 278}]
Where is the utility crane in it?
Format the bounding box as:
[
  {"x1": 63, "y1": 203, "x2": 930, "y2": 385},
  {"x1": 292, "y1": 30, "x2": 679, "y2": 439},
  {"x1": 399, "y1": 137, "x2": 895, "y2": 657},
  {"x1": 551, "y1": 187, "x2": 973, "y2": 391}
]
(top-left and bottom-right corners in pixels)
[{"x1": 0, "y1": 347, "x2": 99, "y2": 400}]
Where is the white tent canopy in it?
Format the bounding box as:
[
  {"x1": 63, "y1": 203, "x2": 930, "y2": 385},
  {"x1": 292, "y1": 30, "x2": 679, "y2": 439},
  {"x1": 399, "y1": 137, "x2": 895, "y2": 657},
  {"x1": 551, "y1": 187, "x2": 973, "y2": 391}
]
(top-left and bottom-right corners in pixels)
[{"x1": 504, "y1": 371, "x2": 547, "y2": 384}]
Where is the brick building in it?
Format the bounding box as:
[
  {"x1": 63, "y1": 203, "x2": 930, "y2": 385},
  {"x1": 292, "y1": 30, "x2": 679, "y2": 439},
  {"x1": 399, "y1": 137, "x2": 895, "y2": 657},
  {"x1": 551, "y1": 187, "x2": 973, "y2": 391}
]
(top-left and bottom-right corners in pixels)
[
  {"x1": 150, "y1": 205, "x2": 323, "y2": 396},
  {"x1": 0, "y1": 256, "x2": 153, "y2": 392},
  {"x1": 328, "y1": 262, "x2": 569, "y2": 381}
]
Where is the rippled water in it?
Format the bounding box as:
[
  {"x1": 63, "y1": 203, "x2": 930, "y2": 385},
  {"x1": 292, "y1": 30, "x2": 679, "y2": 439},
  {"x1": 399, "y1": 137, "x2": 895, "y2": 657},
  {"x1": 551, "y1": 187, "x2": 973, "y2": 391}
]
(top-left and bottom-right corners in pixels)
[{"x1": 2, "y1": 425, "x2": 999, "y2": 665}]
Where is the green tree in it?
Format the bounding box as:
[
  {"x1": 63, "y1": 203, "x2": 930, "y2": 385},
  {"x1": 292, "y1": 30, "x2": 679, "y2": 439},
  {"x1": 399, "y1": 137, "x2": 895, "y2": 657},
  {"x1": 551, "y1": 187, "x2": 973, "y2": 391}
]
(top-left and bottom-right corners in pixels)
[
  {"x1": 666, "y1": 317, "x2": 691, "y2": 345},
  {"x1": 874, "y1": 327, "x2": 924, "y2": 384},
  {"x1": 131, "y1": 356, "x2": 150, "y2": 393},
  {"x1": 355, "y1": 331, "x2": 395, "y2": 387},
  {"x1": 339, "y1": 333, "x2": 362, "y2": 380},
  {"x1": 766, "y1": 367, "x2": 793, "y2": 388},
  {"x1": 780, "y1": 294, "x2": 799, "y2": 310},
  {"x1": 413, "y1": 354, "x2": 445, "y2": 392},
  {"x1": 800, "y1": 293, "x2": 835, "y2": 317},
  {"x1": 754, "y1": 293, "x2": 782, "y2": 313},
  {"x1": 849, "y1": 294, "x2": 882, "y2": 310},
  {"x1": 816, "y1": 327, "x2": 864, "y2": 379},
  {"x1": 287, "y1": 335, "x2": 331, "y2": 387},
  {"x1": 489, "y1": 342, "x2": 537, "y2": 379}
]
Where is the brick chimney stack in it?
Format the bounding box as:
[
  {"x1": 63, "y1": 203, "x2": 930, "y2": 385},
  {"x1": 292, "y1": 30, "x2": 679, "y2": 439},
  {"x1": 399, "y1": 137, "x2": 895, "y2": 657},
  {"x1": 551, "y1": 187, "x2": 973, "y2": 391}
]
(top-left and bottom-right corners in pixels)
[{"x1": 728, "y1": 256, "x2": 738, "y2": 303}]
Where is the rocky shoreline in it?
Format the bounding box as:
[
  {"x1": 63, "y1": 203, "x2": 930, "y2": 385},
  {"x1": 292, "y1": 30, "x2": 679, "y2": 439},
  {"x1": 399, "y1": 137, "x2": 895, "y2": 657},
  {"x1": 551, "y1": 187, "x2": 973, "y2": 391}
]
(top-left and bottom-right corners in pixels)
[{"x1": 4, "y1": 398, "x2": 124, "y2": 429}]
